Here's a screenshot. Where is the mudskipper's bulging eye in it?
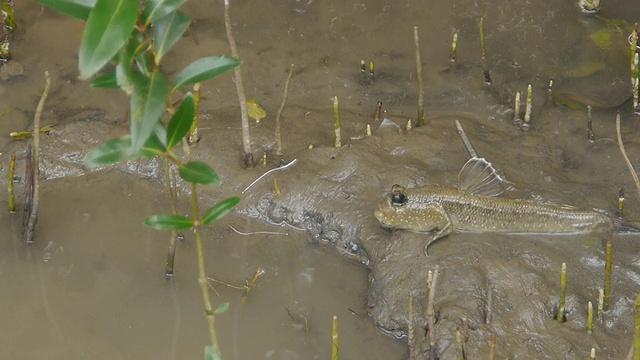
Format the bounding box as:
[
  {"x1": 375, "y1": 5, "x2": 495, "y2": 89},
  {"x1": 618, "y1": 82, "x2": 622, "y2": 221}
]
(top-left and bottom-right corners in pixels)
[{"x1": 390, "y1": 184, "x2": 407, "y2": 206}]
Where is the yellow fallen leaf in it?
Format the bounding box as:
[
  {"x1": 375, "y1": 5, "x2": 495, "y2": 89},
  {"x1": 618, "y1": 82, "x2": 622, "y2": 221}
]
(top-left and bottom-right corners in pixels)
[
  {"x1": 10, "y1": 124, "x2": 55, "y2": 139},
  {"x1": 247, "y1": 97, "x2": 266, "y2": 123}
]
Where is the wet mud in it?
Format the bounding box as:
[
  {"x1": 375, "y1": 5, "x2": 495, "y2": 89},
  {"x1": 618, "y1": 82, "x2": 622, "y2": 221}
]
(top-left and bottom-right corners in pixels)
[{"x1": 3, "y1": 0, "x2": 640, "y2": 358}]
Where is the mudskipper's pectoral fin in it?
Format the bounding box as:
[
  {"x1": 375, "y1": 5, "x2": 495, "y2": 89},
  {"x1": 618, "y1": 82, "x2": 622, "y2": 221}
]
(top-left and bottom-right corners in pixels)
[
  {"x1": 423, "y1": 205, "x2": 453, "y2": 256},
  {"x1": 458, "y1": 157, "x2": 507, "y2": 197}
]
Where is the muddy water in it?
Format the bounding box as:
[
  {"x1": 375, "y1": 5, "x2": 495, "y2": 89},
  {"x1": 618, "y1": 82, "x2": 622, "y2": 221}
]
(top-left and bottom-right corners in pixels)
[{"x1": 2, "y1": 0, "x2": 640, "y2": 358}]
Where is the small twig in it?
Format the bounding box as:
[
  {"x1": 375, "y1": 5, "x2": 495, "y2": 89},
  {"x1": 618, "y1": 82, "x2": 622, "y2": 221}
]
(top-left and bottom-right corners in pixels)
[
  {"x1": 229, "y1": 225, "x2": 288, "y2": 236},
  {"x1": 604, "y1": 238, "x2": 613, "y2": 311},
  {"x1": 241, "y1": 267, "x2": 265, "y2": 304},
  {"x1": 275, "y1": 64, "x2": 294, "y2": 164},
  {"x1": 454, "y1": 120, "x2": 478, "y2": 158},
  {"x1": 242, "y1": 158, "x2": 297, "y2": 194},
  {"x1": 333, "y1": 96, "x2": 341, "y2": 147},
  {"x1": 414, "y1": 26, "x2": 425, "y2": 126},
  {"x1": 616, "y1": 113, "x2": 640, "y2": 200},
  {"x1": 408, "y1": 293, "x2": 414, "y2": 350},
  {"x1": 488, "y1": 335, "x2": 496, "y2": 360},
  {"x1": 24, "y1": 71, "x2": 50, "y2": 243},
  {"x1": 8, "y1": 153, "x2": 16, "y2": 212},
  {"x1": 427, "y1": 264, "x2": 440, "y2": 360}
]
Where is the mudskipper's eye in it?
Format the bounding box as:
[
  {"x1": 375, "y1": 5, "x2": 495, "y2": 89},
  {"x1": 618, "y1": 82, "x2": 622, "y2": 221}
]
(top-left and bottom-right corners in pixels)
[{"x1": 390, "y1": 184, "x2": 407, "y2": 206}]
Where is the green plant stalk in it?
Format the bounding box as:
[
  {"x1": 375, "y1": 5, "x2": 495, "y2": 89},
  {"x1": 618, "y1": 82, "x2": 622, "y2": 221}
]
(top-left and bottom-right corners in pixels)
[
  {"x1": 332, "y1": 315, "x2": 338, "y2": 360},
  {"x1": 634, "y1": 292, "x2": 640, "y2": 360},
  {"x1": 479, "y1": 17, "x2": 492, "y2": 84},
  {"x1": 587, "y1": 301, "x2": 593, "y2": 334},
  {"x1": 488, "y1": 335, "x2": 495, "y2": 360},
  {"x1": 427, "y1": 265, "x2": 440, "y2": 360},
  {"x1": 557, "y1": 262, "x2": 566, "y2": 323},
  {"x1": 191, "y1": 182, "x2": 220, "y2": 351},
  {"x1": 449, "y1": 30, "x2": 458, "y2": 63},
  {"x1": 24, "y1": 71, "x2": 50, "y2": 244},
  {"x1": 8, "y1": 153, "x2": 15, "y2": 213},
  {"x1": 189, "y1": 82, "x2": 201, "y2": 145},
  {"x1": 590, "y1": 347, "x2": 595, "y2": 360},
  {"x1": 333, "y1": 96, "x2": 341, "y2": 148},
  {"x1": 164, "y1": 158, "x2": 178, "y2": 276},
  {"x1": 456, "y1": 330, "x2": 464, "y2": 360},
  {"x1": 604, "y1": 239, "x2": 612, "y2": 311},
  {"x1": 414, "y1": 26, "x2": 425, "y2": 126}
]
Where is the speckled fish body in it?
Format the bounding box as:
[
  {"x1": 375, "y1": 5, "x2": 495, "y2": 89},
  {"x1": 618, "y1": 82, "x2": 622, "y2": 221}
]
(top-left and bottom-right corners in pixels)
[
  {"x1": 374, "y1": 157, "x2": 614, "y2": 253},
  {"x1": 374, "y1": 184, "x2": 613, "y2": 236}
]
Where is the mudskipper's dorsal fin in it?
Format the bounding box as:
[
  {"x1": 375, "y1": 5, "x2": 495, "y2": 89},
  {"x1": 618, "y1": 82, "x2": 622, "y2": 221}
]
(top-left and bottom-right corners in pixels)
[{"x1": 458, "y1": 157, "x2": 505, "y2": 196}]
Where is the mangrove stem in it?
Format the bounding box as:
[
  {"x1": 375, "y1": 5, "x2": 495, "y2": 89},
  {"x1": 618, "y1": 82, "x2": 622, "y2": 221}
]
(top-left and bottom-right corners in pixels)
[
  {"x1": 427, "y1": 264, "x2": 440, "y2": 360},
  {"x1": 332, "y1": 315, "x2": 339, "y2": 360},
  {"x1": 333, "y1": 96, "x2": 341, "y2": 147},
  {"x1": 604, "y1": 238, "x2": 613, "y2": 311},
  {"x1": 188, "y1": 82, "x2": 201, "y2": 145},
  {"x1": 479, "y1": 17, "x2": 492, "y2": 84},
  {"x1": 634, "y1": 292, "x2": 640, "y2": 359}
]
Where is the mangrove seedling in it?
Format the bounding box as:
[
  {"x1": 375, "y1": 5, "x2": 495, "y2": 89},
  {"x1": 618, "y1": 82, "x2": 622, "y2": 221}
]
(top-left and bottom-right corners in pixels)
[
  {"x1": 414, "y1": 26, "x2": 425, "y2": 126},
  {"x1": 332, "y1": 315, "x2": 339, "y2": 360},
  {"x1": 588, "y1": 301, "x2": 594, "y2": 334},
  {"x1": 604, "y1": 239, "x2": 612, "y2": 311},
  {"x1": 274, "y1": 64, "x2": 294, "y2": 165},
  {"x1": 557, "y1": 262, "x2": 567, "y2": 323},
  {"x1": 479, "y1": 17, "x2": 492, "y2": 85},
  {"x1": 524, "y1": 84, "x2": 532, "y2": 126},
  {"x1": 587, "y1": 105, "x2": 595, "y2": 142},
  {"x1": 449, "y1": 30, "x2": 459, "y2": 63},
  {"x1": 37, "y1": 0, "x2": 245, "y2": 356},
  {"x1": 333, "y1": 96, "x2": 341, "y2": 147},
  {"x1": 7, "y1": 152, "x2": 15, "y2": 212},
  {"x1": 618, "y1": 188, "x2": 625, "y2": 218}
]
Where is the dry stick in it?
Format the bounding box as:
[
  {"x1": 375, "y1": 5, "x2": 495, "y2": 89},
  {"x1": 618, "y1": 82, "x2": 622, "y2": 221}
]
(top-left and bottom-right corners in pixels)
[
  {"x1": 479, "y1": 17, "x2": 492, "y2": 84},
  {"x1": 427, "y1": 264, "x2": 440, "y2": 360},
  {"x1": 557, "y1": 262, "x2": 567, "y2": 323},
  {"x1": 332, "y1": 315, "x2": 339, "y2": 360},
  {"x1": 241, "y1": 267, "x2": 265, "y2": 304},
  {"x1": 188, "y1": 82, "x2": 201, "y2": 144},
  {"x1": 524, "y1": 84, "x2": 532, "y2": 126},
  {"x1": 8, "y1": 153, "x2": 15, "y2": 212},
  {"x1": 485, "y1": 284, "x2": 493, "y2": 324},
  {"x1": 488, "y1": 335, "x2": 496, "y2": 360},
  {"x1": 604, "y1": 238, "x2": 613, "y2": 311},
  {"x1": 634, "y1": 292, "x2": 640, "y2": 360},
  {"x1": 408, "y1": 293, "x2": 414, "y2": 351},
  {"x1": 587, "y1": 105, "x2": 595, "y2": 142},
  {"x1": 333, "y1": 96, "x2": 341, "y2": 147},
  {"x1": 274, "y1": 64, "x2": 294, "y2": 165},
  {"x1": 414, "y1": 26, "x2": 425, "y2": 126},
  {"x1": 22, "y1": 145, "x2": 32, "y2": 232},
  {"x1": 242, "y1": 158, "x2": 297, "y2": 194},
  {"x1": 24, "y1": 71, "x2": 50, "y2": 243},
  {"x1": 616, "y1": 112, "x2": 640, "y2": 200},
  {"x1": 454, "y1": 120, "x2": 478, "y2": 158},
  {"x1": 224, "y1": 0, "x2": 254, "y2": 168},
  {"x1": 587, "y1": 301, "x2": 594, "y2": 334}
]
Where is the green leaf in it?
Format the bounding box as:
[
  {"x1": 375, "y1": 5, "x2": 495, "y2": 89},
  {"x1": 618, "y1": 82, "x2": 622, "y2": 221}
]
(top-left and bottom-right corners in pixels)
[
  {"x1": 144, "y1": 214, "x2": 194, "y2": 230},
  {"x1": 202, "y1": 197, "x2": 240, "y2": 225},
  {"x1": 91, "y1": 71, "x2": 118, "y2": 88},
  {"x1": 204, "y1": 346, "x2": 222, "y2": 360},
  {"x1": 130, "y1": 70, "x2": 169, "y2": 154},
  {"x1": 179, "y1": 161, "x2": 220, "y2": 185},
  {"x1": 79, "y1": 0, "x2": 139, "y2": 79},
  {"x1": 144, "y1": 0, "x2": 189, "y2": 24},
  {"x1": 36, "y1": 0, "x2": 97, "y2": 21},
  {"x1": 213, "y1": 302, "x2": 230, "y2": 315},
  {"x1": 84, "y1": 136, "x2": 132, "y2": 169},
  {"x1": 173, "y1": 56, "x2": 241, "y2": 92},
  {"x1": 166, "y1": 93, "x2": 194, "y2": 150},
  {"x1": 153, "y1": 10, "x2": 191, "y2": 65},
  {"x1": 140, "y1": 128, "x2": 166, "y2": 157}
]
